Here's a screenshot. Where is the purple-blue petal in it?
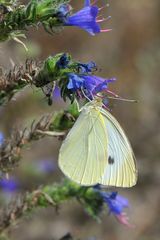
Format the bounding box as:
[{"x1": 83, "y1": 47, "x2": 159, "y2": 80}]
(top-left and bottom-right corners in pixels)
[
  {"x1": 0, "y1": 132, "x2": 4, "y2": 146},
  {"x1": 0, "y1": 177, "x2": 19, "y2": 193},
  {"x1": 66, "y1": 73, "x2": 115, "y2": 96},
  {"x1": 67, "y1": 73, "x2": 84, "y2": 90},
  {"x1": 100, "y1": 191, "x2": 129, "y2": 215},
  {"x1": 93, "y1": 77, "x2": 116, "y2": 93},
  {"x1": 37, "y1": 159, "x2": 56, "y2": 174},
  {"x1": 57, "y1": 4, "x2": 71, "y2": 17},
  {"x1": 65, "y1": 6, "x2": 100, "y2": 35},
  {"x1": 52, "y1": 86, "x2": 61, "y2": 100},
  {"x1": 56, "y1": 53, "x2": 70, "y2": 69},
  {"x1": 67, "y1": 6, "x2": 98, "y2": 24},
  {"x1": 116, "y1": 195, "x2": 129, "y2": 208},
  {"x1": 93, "y1": 80, "x2": 108, "y2": 93},
  {"x1": 82, "y1": 75, "x2": 113, "y2": 94},
  {"x1": 77, "y1": 61, "x2": 96, "y2": 73},
  {"x1": 84, "y1": 0, "x2": 91, "y2": 7},
  {"x1": 82, "y1": 75, "x2": 100, "y2": 92}
]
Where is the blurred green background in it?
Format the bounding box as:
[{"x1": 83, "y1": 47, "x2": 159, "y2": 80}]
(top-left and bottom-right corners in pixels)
[{"x1": 0, "y1": 0, "x2": 160, "y2": 239}]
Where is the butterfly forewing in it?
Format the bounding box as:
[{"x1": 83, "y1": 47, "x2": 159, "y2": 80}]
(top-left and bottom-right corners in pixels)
[{"x1": 59, "y1": 105, "x2": 108, "y2": 185}]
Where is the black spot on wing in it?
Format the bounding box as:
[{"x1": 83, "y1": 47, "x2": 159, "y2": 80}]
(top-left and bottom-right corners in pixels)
[{"x1": 108, "y1": 156, "x2": 114, "y2": 165}]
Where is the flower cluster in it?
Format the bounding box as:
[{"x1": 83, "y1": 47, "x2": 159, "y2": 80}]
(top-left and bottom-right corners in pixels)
[{"x1": 54, "y1": 53, "x2": 116, "y2": 101}]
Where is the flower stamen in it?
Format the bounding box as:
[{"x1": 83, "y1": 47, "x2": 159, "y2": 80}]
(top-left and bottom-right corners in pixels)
[{"x1": 101, "y1": 28, "x2": 112, "y2": 32}]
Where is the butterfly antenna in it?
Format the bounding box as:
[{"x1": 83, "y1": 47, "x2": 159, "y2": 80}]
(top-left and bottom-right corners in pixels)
[
  {"x1": 107, "y1": 96, "x2": 138, "y2": 103},
  {"x1": 104, "y1": 89, "x2": 137, "y2": 103},
  {"x1": 102, "y1": 104, "x2": 111, "y2": 112},
  {"x1": 105, "y1": 89, "x2": 119, "y2": 98},
  {"x1": 81, "y1": 88, "x2": 93, "y2": 102}
]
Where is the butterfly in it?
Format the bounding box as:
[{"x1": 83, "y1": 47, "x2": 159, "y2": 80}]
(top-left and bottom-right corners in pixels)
[{"x1": 58, "y1": 98, "x2": 137, "y2": 187}]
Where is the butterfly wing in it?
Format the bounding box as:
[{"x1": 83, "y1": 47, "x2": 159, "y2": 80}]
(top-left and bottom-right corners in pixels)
[
  {"x1": 59, "y1": 106, "x2": 108, "y2": 186},
  {"x1": 99, "y1": 108, "x2": 137, "y2": 187}
]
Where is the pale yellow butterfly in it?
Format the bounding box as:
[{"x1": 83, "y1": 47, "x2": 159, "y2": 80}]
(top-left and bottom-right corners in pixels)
[{"x1": 58, "y1": 98, "x2": 137, "y2": 187}]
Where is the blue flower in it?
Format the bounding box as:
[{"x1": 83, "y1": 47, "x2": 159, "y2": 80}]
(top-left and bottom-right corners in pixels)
[
  {"x1": 0, "y1": 132, "x2": 4, "y2": 146},
  {"x1": 84, "y1": 0, "x2": 91, "y2": 7},
  {"x1": 67, "y1": 73, "x2": 84, "y2": 90},
  {"x1": 58, "y1": 1, "x2": 111, "y2": 35},
  {"x1": 0, "y1": 177, "x2": 19, "y2": 193},
  {"x1": 100, "y1": 191, "x2": 129, "y2": 215},
  {"x1": 56, "y1": 53, "x2": 70, "y2": 69},
  {"x1": 37, "y1": 159, "x2": 56, "y2": 174},
  {"x1": 67, "y1": 73, "x2": 116, "y2": 97},
  {"x1": 57, "y1": 4, "x2": 72, "y2": 18},
  {"x1": 98, "y1": 190, "x2": 134, "y2": 227},
  {"x1": 52, "y1": 86, "x2": 61, "y2": 100},
  {"x1": 77, "y1": 61, "x2": 97, "y2": 73},
  {"x1": 82, "y1": 75, "x2": 116, "y2": 95}
]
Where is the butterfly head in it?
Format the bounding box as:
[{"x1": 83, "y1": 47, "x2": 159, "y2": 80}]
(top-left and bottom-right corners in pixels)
[{"x1": 92, "y1": 96, "x2": 103, "y2": 107}]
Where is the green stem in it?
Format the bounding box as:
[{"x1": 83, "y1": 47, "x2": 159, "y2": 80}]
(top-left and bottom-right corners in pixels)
[
  {"x1": 0, "y1": 0, "x2": 70, "y2": 41},
  {"x1": 0, "y1": 180, "x2": 103, "y2": 233}
]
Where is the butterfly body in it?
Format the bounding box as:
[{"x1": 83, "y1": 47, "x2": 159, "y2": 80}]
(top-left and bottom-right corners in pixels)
[{"x1": 59, "y1": 99, "x2": 137, "y2": 187}]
